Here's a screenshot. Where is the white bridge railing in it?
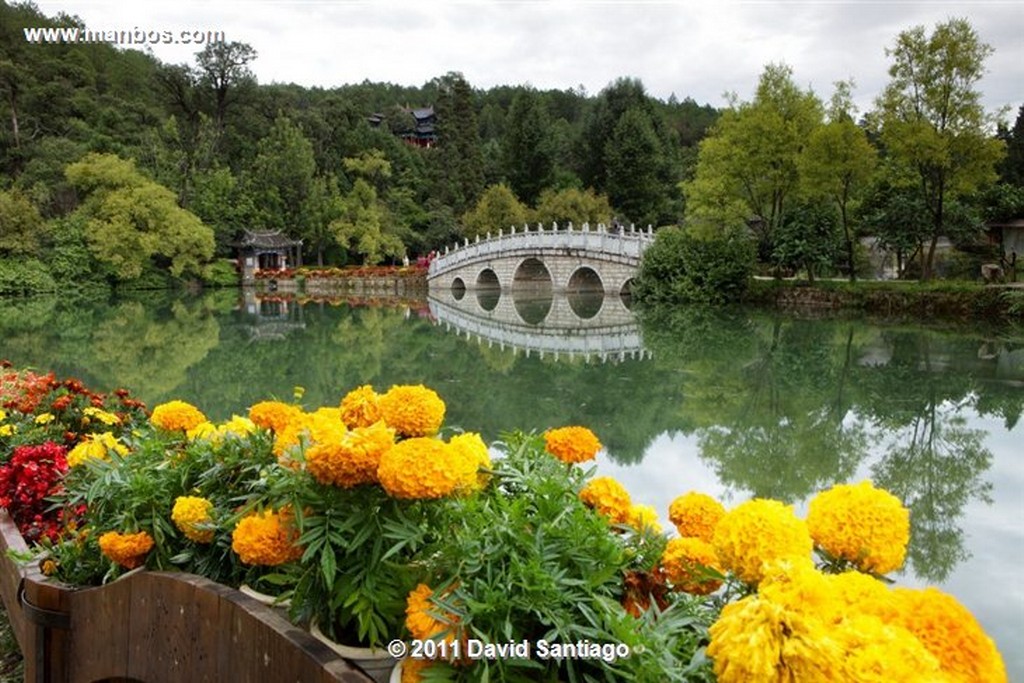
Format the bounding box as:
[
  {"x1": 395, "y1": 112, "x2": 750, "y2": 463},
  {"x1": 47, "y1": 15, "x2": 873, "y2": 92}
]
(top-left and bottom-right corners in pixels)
[{"x1": 428, "y1": 222, "x2": 655, "y2": 279}]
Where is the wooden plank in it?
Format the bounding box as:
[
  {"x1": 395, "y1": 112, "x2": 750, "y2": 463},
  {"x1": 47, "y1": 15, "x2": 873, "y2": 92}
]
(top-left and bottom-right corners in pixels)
[
  {"x1": 0, "y1": 511, "x2": 32, "y2": 657},
  {"x1": 66, "y1": 576, "x2": 133, "y2": 682}
]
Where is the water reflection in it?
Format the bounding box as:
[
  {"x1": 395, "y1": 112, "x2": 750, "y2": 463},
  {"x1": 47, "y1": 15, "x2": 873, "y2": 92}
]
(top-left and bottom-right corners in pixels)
[
  {"x1": 0, "y1": 292, "x2": 1021, "y2": 666},
  {"x1": 429, "y1": 288, "x2": 648, "y2": 363}
]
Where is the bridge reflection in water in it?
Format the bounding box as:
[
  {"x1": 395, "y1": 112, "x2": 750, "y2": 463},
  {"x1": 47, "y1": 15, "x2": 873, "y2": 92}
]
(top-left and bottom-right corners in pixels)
[{"x1": 428, "y1": 287, "x2": 649, "y2": 363}]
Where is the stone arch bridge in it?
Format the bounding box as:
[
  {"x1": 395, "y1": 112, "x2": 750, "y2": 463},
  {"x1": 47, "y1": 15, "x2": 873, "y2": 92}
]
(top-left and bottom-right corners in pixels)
[{"x1": 427, "y1": 222, "x2": 655, "y2": 296}]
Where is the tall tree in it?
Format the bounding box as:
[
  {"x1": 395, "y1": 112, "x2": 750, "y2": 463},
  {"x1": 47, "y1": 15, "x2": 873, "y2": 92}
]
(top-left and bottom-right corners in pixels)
[
  {"x1": 246, "y1": 114, "x2": 316, "y2": 239},
  {"x1": 195, "y1": 41, "x2": 258, "y2": 141},
  {"x1": 502, "y1": 88, "x2": 555, "y2": 205},
  {"x1": 799, "y1": 82, "x2": 878, "y2": 280},
  {"x1": 998, "y1": 106, "x2": 1024, "y2": 187},
  {"x1": 873, "y1": 18, "x2": 1005, "y2": 280},
  {"x1": 604, "y1": 106, "x2": 667, "y2": 227},
  {"x1": 432, "y1": 72, "x2": 484, "y2": 216},
  {"x1": 684, "y1": 64, "x2": 824, "y2": 258},
  {"x1": 460, "y1": 183, "x2": 529, "y2": 238}
]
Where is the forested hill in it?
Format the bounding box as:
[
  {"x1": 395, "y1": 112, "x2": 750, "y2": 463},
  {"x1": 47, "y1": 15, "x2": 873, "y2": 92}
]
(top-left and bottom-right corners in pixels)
[{"x1": 0, "y1": 1, "x2": 719, "y2": 291}]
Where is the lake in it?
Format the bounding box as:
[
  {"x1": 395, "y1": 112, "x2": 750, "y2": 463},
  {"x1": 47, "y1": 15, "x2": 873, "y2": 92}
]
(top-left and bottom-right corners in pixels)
[{"x1": 2, "y1": 287, "x2": 1022, "y2": 677}]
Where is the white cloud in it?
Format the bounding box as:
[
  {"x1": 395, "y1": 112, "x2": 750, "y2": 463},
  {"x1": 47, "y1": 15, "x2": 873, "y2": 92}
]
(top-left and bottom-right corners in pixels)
[{"x1": 34, "y1": 0, "x2": 1023, "y2": 114}]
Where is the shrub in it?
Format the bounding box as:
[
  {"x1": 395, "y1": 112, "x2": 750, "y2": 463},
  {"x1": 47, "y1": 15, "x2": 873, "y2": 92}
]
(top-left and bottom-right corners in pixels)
[
  {"x1": 633, "y1": 226, "x2": 755, "y2": 304},
  {"x1": 0, "y1": 258, "x2": 57, "y2": 296}
]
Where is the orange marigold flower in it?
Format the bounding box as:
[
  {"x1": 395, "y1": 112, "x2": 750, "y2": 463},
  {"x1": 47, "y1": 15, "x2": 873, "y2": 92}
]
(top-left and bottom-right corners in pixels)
[
  {"x1": 405, "y1": 583, "x2": 460, "y2": 642},
  {"x1": 890, "y1": 587, "x2": 1007, "y2": 683},
  {"x1": 661, "y1": 536, "x2": 723, "y2": 595},
  {"x1": 712, "y1": 498, "x2": 813, "y2": 586},
  {"x1": 579, "y1": 476, "x2": 632, "y2": 525},
  {"x1": 378, "y1": 385, "x2": 446, "y2": 438},
  {"x1": 98, "y1": 530, "x2": 154, "y2": 569},
  {"x1": 807, "y1": 480, "x2": 909, "y2": 575},
  {"x1": 668, "y1": 491, "x2": 725, "y2": 543},
  {"x1": 171, "y1": 495, "x2": 215, "y2": 543},
  {"x1": 150, "y1": 400, "x2": 207, "y2": 433},
  {"x1": 400, "y1": 657, "x2": 433, "y2": 682},
  {"x1": 339, "y1": 385, "x2": 382, "y2": 429},
  {"x1": 306, "y1": 421, "x2": 395, "y2": 488},
  {"x1": 543, "y1": 426, "x2": 602, "y2": 464},
  {"x1": 230, "y1": 509, "x2": 303, "y2": 566},
  {"x1": 378, "y1": 437, "x2": 477, "y2": 499},
  {"x1": 249, "y1": 400, "x2": 303, "y2": 433}
]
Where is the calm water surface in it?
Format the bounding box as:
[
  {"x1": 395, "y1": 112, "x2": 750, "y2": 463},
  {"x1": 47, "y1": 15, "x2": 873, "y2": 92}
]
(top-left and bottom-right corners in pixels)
[{"x1": 2, "y1": 288, "x2": 1022, "y2": 676}]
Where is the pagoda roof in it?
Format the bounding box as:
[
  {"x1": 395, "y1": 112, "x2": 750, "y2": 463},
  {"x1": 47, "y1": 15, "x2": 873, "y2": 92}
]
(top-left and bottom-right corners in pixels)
[{"x1": 235, "y1": 230, "x2": 303, "y2": 249}]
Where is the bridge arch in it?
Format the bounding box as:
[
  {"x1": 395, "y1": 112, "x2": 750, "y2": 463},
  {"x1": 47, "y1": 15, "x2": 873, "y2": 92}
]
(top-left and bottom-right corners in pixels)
[
  {"x1": 512, "y1": 257, "x2": 553, "y2": 290},
  {"x1": 427, "y1": 223, "x2": 654, "y2": 297},
  {"x1": 568, "y1": 266, "x2": 604, "y2": 294},
  {"x1": 476, "y1": 269, "x2": 500, "y2": 290},
  {"x1": 451, "y1": 277, "x2": 467, "y2": 300}
]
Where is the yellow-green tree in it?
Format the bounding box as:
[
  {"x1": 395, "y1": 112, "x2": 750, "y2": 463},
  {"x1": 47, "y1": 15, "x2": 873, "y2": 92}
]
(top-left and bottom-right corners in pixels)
[
  {"x1": 873, "y1": 18, "x2": 1006, "y2": 280},
  {"x1": 461, "y1": 183, "x2": 529, "y2": 239},
  {"x1": 532, "y1": 187, "x2": 613, "y2": 227},
  {"x1": 65, "y1": 153, "x2": 215, "y2": 281}
]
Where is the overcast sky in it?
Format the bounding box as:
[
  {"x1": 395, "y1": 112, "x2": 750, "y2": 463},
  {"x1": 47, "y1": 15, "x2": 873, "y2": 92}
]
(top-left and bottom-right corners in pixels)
[{"x1": 35, "y1": 1, "x2": 1024, "y2": 117}]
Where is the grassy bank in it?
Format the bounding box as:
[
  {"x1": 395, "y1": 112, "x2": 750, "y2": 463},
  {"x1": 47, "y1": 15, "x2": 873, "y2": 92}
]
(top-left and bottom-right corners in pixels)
[{"x1": 744, "y1": 279, "x2": 1024, "y2": 322}]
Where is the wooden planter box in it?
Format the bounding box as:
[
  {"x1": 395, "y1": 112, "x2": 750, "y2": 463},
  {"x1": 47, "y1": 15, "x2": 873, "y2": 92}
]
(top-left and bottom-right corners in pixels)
[{"x1": 0, "y1": 511, "x2": 372, "y2": 683}]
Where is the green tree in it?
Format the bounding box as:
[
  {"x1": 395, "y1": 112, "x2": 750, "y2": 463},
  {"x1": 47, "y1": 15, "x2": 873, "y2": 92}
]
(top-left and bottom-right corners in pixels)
[
  {"x1": 532, "y1": 187, "x2": 613, "y2": 226},
  {"x1": 604, "y1": 106, "x2": 668, "y2": 227},
  {"x1": 997, "y1": 105, "x2": 1024, "y2": 187},
  {"x1": 432, "y1": 72, "x2": 485, "y2": 215},
  {"x1": 65, "y1": 153, "x2": 215, "y2": 281},
  {"x1": 246, "y1": 114, "x2": 317, "y2": 239},
  {"x1": 773, "y1": 200, "x2": 841, "y2": 282},
  {"x1": 461, "y1": 184, "x2": 529, "y2": 239},
  {"x1": 0, "y1": 188, "x2": 47, "y2": 257},
  {"x1": 873, "y1": 18, "x2": 1006, "y2": 280},
  {"x1": 194, "y1": 41, "x2": 258, "y2": 140},
  {"x1": 685, "y1": 64, "x2": 824, "y2": 260},
  {"x1": 502, "y1": 88, "x2": 555, "y2": 205},
  {"x1": 330, "y1": 179, "x2": 404, "y2": 265},
  {"x1": 798, "y1": 82, "x2": 878, "y2": 280}
]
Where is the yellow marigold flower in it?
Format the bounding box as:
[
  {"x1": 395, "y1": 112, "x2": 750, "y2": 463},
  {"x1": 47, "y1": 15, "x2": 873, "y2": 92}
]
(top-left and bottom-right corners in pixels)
[
  {"x1": 307, "y1": 407, "x2": 346, "y2": 443},
  {"x1": 668, "y1": 491, "x2": 725, "y2": 543},
  {"x1": 171, "y1": 496, "x2": 215, "y2": 543},
  {"x1": 339, "y1": 385, "x2": 382, "y2": 429},
  {"x1": 151, "y1": 400, "x2": 207, "y2": 432},
  {"x1": 627, "y1": 504, "x2": 663, "y2": 534},
  {"x1": 0, "y1": 424, "x2": 14, "y2": 437},
  {"x1": 661, "y1": 536, "x2": 722, "y2": 595},
  {"x1": 579, "y1": 476, "x2": 632, "y2": 525},
  {"x1": 83, "y1": 406, "x2": 120, "y2": 425},
  {"x1": 405, "y1": 583, "x2": 460, "y2": 642},
  {"x1": 230, "y1": 509, "x2": 303, "y2": 566},
  {"x1": 67, "y1": 431, "x2": 128, "y2": 467},
  {"x1": 378, "y1": 437, "x2": 477, "y2": 499},
  {"x1": 186, "y1": 421, "x2": 218, "y2": 441},
  {"x1": 807, "y1": 480, "x2": 910, "y2": 575},
  {"x1": 707, "y1": 594, "x2": 844, "y2": 683},
  {"x1": 758, "y1": 558, "x2": 845, "y2": 624},
  {"x1": 98, "y1": 530, "x2": 154, "y2": 569},
  {"x1": 249, "y1": 400, "x2": 303, "y2": 434},
  {"x1": 827, "y1": 570, "x2": 898, "y2": 623},
  {"x1": 220, "y1": 415, "x2": 257, "y2": 438},
  {"x1": 0, "y1": 408, "x2": 6, "y2": 421},
  {"x1": 41, "y1": 559, "x2": 58, "y2": 576},
  {"x1": 306, "y1": 421, "x2": 395, "y2": 488},
  {"x1": 890, "y1": 587, "x2": 1007, "y2": 683},
  {"x1": 448, "y1": 432, "x2": 491, "y2": 490},
  {"x1": 34, "y1": 412, "x2": 55, "y2": 425},
  {"x1": 378, "y1": 385, "x2": 446, "y2": 438},
  {"x1": 712, "y1": 498, "x2": 813, "y2": 586},
  {"x1": 835, "y1": 614, "x2": 947, "y2": 683},
  {"x1": 544, "y1": 426, "x2": 602, "y2": 464},
  {"x1": 272, "y1": 410, "x2": 310, "y2": 459}
]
